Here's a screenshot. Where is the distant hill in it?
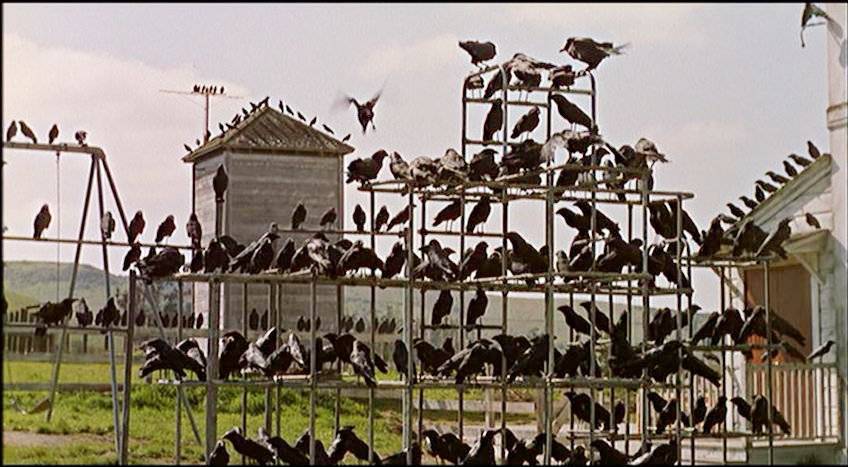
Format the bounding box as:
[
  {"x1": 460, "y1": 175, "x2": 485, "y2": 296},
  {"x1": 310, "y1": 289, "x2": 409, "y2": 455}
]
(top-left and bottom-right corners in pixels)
[
  {"x1": 3, "y1": 261, "x2": 127, "y2": 310},
  {"x1": 4, "y1": 261, "x2": 649, "y2": 341}
]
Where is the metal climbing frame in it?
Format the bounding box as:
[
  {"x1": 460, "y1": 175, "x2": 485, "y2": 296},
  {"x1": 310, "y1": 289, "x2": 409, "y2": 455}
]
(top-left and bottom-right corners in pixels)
[
  {"x1": 1, "y1": 141, "x2": 200, "y2": 464},
  {"x1": 135, "y1": 63, "x2": 785, "y2": 466}
]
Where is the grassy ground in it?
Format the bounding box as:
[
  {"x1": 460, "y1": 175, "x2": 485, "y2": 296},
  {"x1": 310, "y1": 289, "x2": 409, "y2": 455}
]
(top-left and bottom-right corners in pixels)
[{"x1": 2, "y1": 361, "x2": 540, "y2": 464}]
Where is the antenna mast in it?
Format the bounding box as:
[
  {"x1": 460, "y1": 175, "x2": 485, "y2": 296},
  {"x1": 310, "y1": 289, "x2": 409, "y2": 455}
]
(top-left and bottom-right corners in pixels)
[{"x1": 160, "y1": 84, "x2": 242, "y2": 142}]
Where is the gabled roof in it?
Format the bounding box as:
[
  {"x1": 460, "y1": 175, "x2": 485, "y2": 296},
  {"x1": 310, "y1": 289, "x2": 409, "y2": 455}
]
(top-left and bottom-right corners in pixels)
[
  {"x1": 733, "y1": 153, "x2": 832, "y2": 228},
  {"x1": 182, "y1": 106, "x2": 354, "y2": 163}
]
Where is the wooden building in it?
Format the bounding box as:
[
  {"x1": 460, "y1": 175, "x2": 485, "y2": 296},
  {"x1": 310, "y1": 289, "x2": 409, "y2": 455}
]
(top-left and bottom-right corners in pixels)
[{"x1": 183, "y1": 105, "x2": 354, "y2": 330}]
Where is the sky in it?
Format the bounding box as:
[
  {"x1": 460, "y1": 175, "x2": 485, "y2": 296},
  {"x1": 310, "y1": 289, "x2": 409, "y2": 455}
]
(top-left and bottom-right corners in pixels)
[{"x1": 1, "y1": 3, "x2": 832, "y2": 309}]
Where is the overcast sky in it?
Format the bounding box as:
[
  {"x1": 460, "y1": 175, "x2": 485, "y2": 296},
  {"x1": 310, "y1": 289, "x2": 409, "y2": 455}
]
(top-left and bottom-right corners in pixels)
[{"x1": 2, "y1": 3, "x2": 832, "y2": 309}]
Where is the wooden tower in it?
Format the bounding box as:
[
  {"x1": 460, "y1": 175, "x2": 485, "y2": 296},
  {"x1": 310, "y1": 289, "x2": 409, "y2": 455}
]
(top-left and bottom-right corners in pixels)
[{"x1": 183, "y1": 106, "x2": 354, "y2": 330}]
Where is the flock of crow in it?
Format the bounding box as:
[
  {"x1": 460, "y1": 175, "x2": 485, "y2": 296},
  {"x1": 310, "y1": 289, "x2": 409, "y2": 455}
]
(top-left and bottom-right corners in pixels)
[{"x1": 8, "y1": 30, "x2": 837, "y2": 466}]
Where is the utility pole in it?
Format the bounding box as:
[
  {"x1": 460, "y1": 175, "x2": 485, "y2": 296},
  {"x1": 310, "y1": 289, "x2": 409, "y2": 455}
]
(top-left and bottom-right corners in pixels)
[{"x1": 160, "y1": 84, "x2": 242, "y2": 142}]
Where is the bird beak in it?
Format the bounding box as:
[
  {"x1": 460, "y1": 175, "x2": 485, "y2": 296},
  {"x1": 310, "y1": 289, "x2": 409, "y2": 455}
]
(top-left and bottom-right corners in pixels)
[{"x1": 559, "y1": 46, "x2": 567, "y2": 52}]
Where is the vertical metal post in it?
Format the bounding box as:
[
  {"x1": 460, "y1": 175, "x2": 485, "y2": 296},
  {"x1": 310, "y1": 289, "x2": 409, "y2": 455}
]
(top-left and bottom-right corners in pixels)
[
  {"x1": 46, "y1": 155, "x2": 97, "y2": 423},
  {"x1": 500, "y1": 190, "x2": 509, "y2": 461},
  {"x1": 764, "y1": 261, "x2": 774, "y2": 465},
  {"x1": 120, "y1": 271, "x2": 137, "y2": 464},
  {"x1": 93, "y1": 157, "x2": 122, "y2": 457},
  {"x1": 720, "y1": 266, "x2": 728, "y2": 464},
  {"x1": 264, "y1": 284, "x2": 275, "y2": 433},
  {"x1": 206, "y1": 278, "x2": 220, "y2": 460},
  {"x1": 368, "y1": 189, "x2": 377, "y2": 463},
  {"x1": 405, "y1": 187, "x2": 415, "y2": 465},
  {"x1": 176, "y1": 280, "x2": 183, "y2": 465},
  {"x1": 309, "y1": 276, "x2": 318, "y2": 463},
  {"x1": 417, "y1": 198, "x2": 427, "y2": 442},
  {"x1": 241, "y1": 283, "x2": 248, "y2": 465},
  {"x1": 674, "y1": 195, "x2": 684, "y2": 465}
]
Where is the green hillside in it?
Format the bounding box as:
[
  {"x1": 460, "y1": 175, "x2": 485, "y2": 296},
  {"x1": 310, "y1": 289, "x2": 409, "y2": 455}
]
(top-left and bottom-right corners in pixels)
[{"x1": 3, "y1": 261, "x2": 127, "y2": 310}]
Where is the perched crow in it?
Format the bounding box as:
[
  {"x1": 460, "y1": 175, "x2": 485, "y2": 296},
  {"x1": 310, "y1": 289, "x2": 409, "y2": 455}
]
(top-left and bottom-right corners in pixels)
[
  {"x1": 462, "y1": 429, "x2": 499, "y2": 465},
  {"x1": 482, "y1": 99, "x2": 503, "y2": 142},
  {"x1": 128, "y1": 211, "x2": 146, "y2": 244},
  {"x1": 466, "y1": 195, "x2": 491, "y2": 233},
  {"x1": 789, "y1": 153, "x2": 812, "y2": 167},
  {"x1": 136, "y1": 247, "x2": 184, "y2": 282},
  {"x1": 433, "y1": 199, "x2": 461, "y2": 228},
  {"x1": 6, "y1": 121, "x2": 17, "y2": 141},
  {"x1": 392, "y1": 339, "x2": 415, "y2": 382},
  {"x1": 213, "y1": 165, "x2": 228, "y2": 203},
  {"x1": 692, "y1": 396, "x2": 707, "y2": 427},
  {"x1": 19, "y1": 120, "x2": 37, "y2": 143},
  {"x1": 328, "y1": 426, "x2": 378, "y2": 464},
  {"x1": 291, "y1": 203, "x2": 307, "y2": 229},
  {"x1": 465, "y1": 288, "x2": 489, "y2": 329},
  {"x1": 374, "y1": 206, "x2": 390, "y2": 232},
  {"x1": 352, "y1": 204, "x2": 367, "y2": 232},
  {"x1": 220, "y1": 331, "x2": 249, "y2": 380},
  {"x1": 155, "y1": 215, "x2": 176, "y2": 243},
  {"x1": 560, "y1": 37, "x2": 628, "y2": 70},
  {"x1": 755, "y1": 218, "x2": 792, "y2": 259},
  {"x1": 209, "y1": 440, "x2": 230, "y2": 466},
  {"x1": 551, "y1": 94, "x2": 592, "y2": 130},
  {"x1": 186, "y1": 213, "x2": 202, "y2": 248},
  {"x1": 257, "y1": 427, "x2": 308, "y2": 466},
  {"x1": 33, "y1": 204, "x2": 51, "y2": 239},
  {"x1": 589, "y1": 439, "x2": 627, "y2": 465},
  {"x1": 805, "y1": 212, "x2": 821, "y2": 229},
  {"x1": 702, "y1": 396, "x2": 727, "y2": 433},
  {"x1": 319, "y1": 207, "x2": 337, "y2": 229},
  {"x1": 431, "y1": 290, "x2": 453, "y2": 326},
  {"x1": 222, "y1": 427, "x2": 275, "y2": 465},
  {"x1": 458, "y1": 40, "x2": 497, "y2": 66},
  {"x1": 48, "y1": 124, "x2": 59, "y2": 144},
  {"x1": 807, "y1": 339, "x2": 834, "y2": 360},
  {"x1": 511, "y1": 107, "x2": 540, "y2": 139},
  {"x1": 469, "y1": 149, "x2": 499, "y2": 181}
]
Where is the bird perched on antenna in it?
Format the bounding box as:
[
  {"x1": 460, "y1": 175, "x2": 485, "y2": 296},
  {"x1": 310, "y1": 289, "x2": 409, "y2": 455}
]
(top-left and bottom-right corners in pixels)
[
  {"x1": 458, "y1": 40, "x2": 497, "y2": 67},
  {"x1": 19, "y1": 120, "x2": 37, "y2": 144},
  {"x1": 560, "y1": 37, "x2": 629, "y2": 71},
  {"x1": 101, "y1": 211, "x2": 116, "y2": 240},
  {"x1": 48, "y1": 124, "x2": 59, "y2": 145},
  {"x1": 339, "y1": 89, "x2": 383, "y2": 134},
  {"x1": 6, "y1": 121, "x2": 17, "y2": 142}
]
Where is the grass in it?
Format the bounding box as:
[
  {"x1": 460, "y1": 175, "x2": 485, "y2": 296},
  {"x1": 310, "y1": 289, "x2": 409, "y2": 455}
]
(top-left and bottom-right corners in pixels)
[
  {"x1": 3, "y1": 361, "x2": 537, "y2": 464},
  {"x1": 2, "y1": 361, "x2": 407, "y2": 464}
]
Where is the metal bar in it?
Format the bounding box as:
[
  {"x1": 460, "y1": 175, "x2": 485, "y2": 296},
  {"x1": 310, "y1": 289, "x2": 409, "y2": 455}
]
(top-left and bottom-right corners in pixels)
[
  {"x1": 764, "y1": 261, "x2": 773, "y2": 465},
  {"x1": 405, "y1": 187, "x2": 415, "y2": 465},
  {"x1": 46, "y1": 155, "x2": 97, "y2": 423},
  {"x1": 674, "y1": 194, "x2": 683, "y2": 465},
  {"x1": 720, "y1": 266, "x2": 728, "y2": 464},
  {"x1": 176, "y1": 280, "x2": 183, "y2": 465},
  {"x1": 206, "y1": 278, "x2": 220, "y2": 460},
  {"x1": 241, "y1": 283, "x2": 248, "y2": 465},
  {"x1": 308, "y1": 276, "x2": 317, "y2": 463},
  {"x1": 0, "y1": 234, "x2": 194, "y2": 250},
  {"x1": 120, "y1": 272, "x2": 137, "y2": 464},
  {"x1": 2, "y1": 141, "x2": 107, "y2": 157},
  {"x1": 93, "y1": 157, "x2": 123, "y2": 458},
  {"x1": 264, "y1": 285, "x2": 274, "y2": 433},
  {"x1": 368, "y1": 189, "x2": 376, "y2": 463}
]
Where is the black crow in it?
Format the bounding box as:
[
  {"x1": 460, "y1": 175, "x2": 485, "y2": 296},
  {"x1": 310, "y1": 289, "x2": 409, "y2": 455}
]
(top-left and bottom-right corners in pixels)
[
  {"x1": 482, "y1": 99, "x2": 503, "y2": 142},
  {"x1": 458, "y1": 40, "x2": 496, "y2": 66},
  {"x1": 560, "y1": 37, "x2": 628, "y2": 70},
  {"x1": 213, "y1": 165, "x2": 228, "y2": 203},
  {"x1": 222, "y1": 427, "x2": 275, "y2": 465}
]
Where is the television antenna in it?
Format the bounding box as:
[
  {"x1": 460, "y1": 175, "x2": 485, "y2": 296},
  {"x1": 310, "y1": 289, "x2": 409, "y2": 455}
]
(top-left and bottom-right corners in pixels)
[{"x1": 160, "y1": 84, "x2": 243, "y2": 142}]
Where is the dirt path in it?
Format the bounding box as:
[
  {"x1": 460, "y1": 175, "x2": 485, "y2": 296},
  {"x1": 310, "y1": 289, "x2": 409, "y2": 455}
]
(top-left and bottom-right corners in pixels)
[{"x1": 3, "y1": 430, "x2": 109, "y2": 447}]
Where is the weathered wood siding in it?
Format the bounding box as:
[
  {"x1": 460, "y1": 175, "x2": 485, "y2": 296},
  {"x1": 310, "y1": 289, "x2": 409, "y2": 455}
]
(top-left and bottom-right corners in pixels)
[
  {"x1": 221, "y1": 150, "x2": 343, "y2": 329},
  {"x1": 191, "y1": 153, "x2": 226, "y2": 324}
]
